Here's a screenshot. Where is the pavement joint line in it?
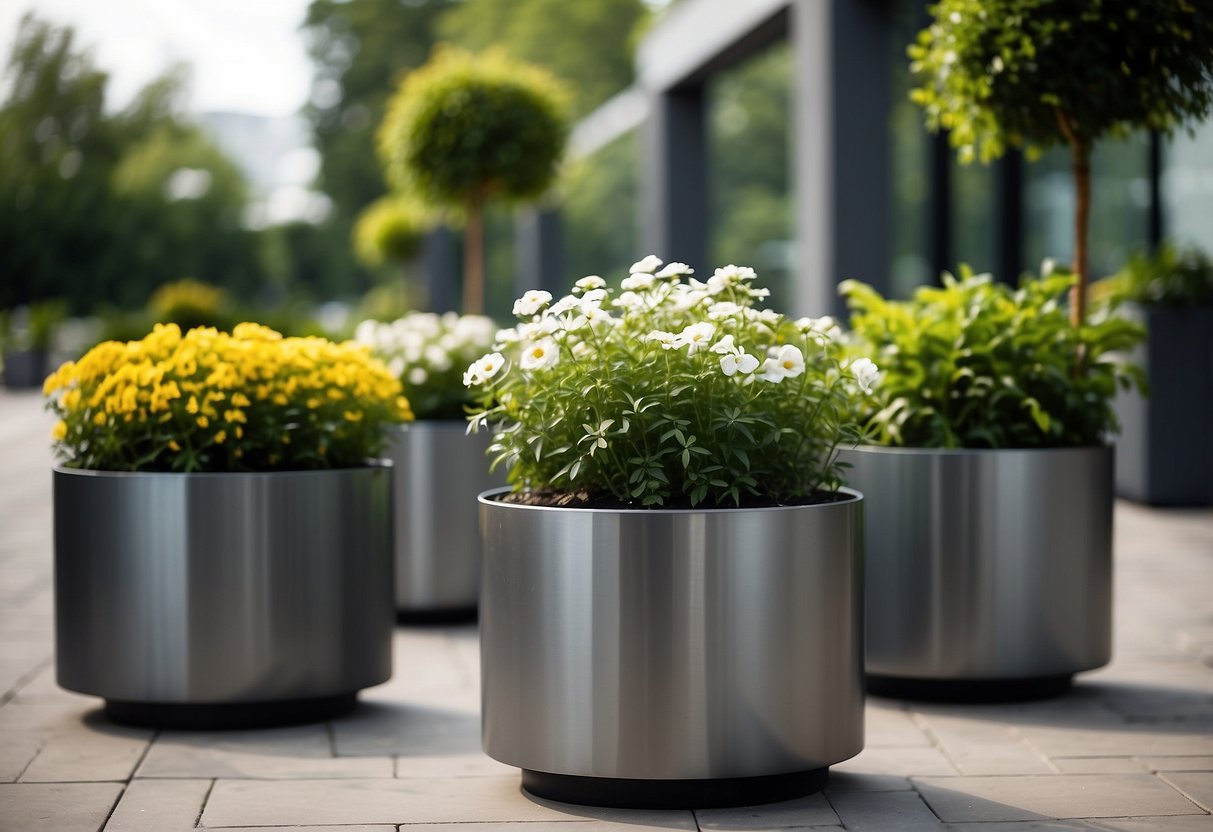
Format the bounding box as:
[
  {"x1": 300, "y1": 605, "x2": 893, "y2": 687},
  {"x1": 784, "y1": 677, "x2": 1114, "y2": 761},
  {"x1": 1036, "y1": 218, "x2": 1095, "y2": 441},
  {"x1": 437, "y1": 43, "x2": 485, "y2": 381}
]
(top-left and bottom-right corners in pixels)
[
  {"x1": 194, "y1": 778, "x2": 217, "y2": 829},
  {"x1": 0, "y1": 653, "x2": 53, "y2": 707},
  {"x1": 908, "y1": 710, "x2": 964, "y2": 776}
]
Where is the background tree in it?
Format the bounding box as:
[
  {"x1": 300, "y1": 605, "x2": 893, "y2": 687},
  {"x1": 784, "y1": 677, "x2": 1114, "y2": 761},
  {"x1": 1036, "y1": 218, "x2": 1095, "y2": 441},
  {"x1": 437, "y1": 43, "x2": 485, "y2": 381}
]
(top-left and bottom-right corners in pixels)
[
  {"x1": 378, "y1": 48, "x2": 569, "y2": 314},
  {"x1": 910, "y1": 0, "x2": 1213, "y2": 327},
  {"x1": 437, "y1": 0, "x2": 647, "y2": 118}
]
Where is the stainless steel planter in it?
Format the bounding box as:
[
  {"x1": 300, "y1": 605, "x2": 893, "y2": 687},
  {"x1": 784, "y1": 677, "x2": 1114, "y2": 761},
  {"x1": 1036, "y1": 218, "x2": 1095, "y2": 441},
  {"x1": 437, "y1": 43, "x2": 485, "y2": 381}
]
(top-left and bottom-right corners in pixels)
[
  {"x1": 54, "y1": 464, "x2": 394, "y2": 728},
  {"x1": 384, "y1": 423, "x2": 502, "y2": 620},
  {"x1": 839, "y1": 445, "x2": 1113, "y2": 700},
  {"x1": 479, "y1": 488, "x2": 865, "y2": 808}
]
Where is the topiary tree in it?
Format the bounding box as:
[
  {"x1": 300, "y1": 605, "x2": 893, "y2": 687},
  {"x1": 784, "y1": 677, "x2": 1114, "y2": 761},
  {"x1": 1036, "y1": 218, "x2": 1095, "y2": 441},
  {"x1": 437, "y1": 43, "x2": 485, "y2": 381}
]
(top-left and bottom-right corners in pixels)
[
  {"x1": 378, "y1": 47, "x2": 569, "y2": 314},
  {"x1": 910, "y1": 0, "x2": 1213, "y2": 328}
]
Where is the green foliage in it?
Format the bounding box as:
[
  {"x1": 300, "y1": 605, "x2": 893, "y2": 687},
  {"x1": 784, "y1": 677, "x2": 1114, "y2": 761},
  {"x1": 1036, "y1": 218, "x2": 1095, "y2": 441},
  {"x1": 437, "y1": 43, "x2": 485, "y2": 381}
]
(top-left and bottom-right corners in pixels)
[
  {"x1": 148, "y1": 279, "x2": 231, "y2": 331},
  {"x1": 842, "y1": 267, "x2": 1145, "y2": 449},
  {"x1": 910, "y1": 0, "x2": 1213, "y2": 164},
  {"x1": 302, "y1": 0, "x2": 458, "y2": 218},
  {"x1": 437, "y1": 0, "x2": 647, "y2": 118},
  {"x1": 356, "y1": 312, "x2": 497, "y2": 420},
  {"x1": 352, "y1": 196, "x2": 432, "y2": 269},
  {"x1": 467, "y1": 257, "x2": 877, "y2": 507},
  {"x1": 378, "y1": 47, "x2": 570, "y2": 208},
  {"x1": 1097, "y1": 242, "x2": 1213, "y2": 307}
]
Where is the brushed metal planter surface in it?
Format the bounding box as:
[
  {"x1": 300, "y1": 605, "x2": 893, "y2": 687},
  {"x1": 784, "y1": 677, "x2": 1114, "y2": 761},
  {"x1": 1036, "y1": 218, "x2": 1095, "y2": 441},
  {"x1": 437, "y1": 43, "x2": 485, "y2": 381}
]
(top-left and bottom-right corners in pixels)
[
  {"x1": 385, "y1": 423, "x2": 502, "y2": 617},
  {"x1": 479, "y1": 488, "x2": 865, "y2": 799},
  {"x1": 839, "y1": 445, "x2": 1112, "y2": 688},
  {"x1": 54, "y1": 465, "x2": 394, "y2": 717}
]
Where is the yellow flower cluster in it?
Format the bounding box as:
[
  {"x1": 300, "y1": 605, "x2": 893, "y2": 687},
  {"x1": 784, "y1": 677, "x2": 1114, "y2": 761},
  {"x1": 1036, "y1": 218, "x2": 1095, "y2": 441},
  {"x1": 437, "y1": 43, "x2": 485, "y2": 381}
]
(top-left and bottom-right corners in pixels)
[{"x1": 45, "y1": 322, "x2": 413, "y2": 472}]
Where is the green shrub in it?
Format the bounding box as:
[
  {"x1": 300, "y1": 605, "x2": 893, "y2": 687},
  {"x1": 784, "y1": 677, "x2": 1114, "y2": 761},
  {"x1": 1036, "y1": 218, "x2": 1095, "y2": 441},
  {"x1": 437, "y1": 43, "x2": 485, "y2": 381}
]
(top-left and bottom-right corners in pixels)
[
  {"x1": 1097, "y1": 243, "x2": 1213, "y2": 308},
  {"x1": 842, "y1": 267, "x2": 1144, "y2": 449}
]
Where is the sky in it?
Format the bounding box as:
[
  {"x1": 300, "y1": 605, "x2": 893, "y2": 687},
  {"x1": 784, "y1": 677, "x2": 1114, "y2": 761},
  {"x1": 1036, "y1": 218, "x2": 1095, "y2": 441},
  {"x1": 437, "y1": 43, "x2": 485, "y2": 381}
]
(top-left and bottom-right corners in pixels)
[{"x1": 0, "y1": 0, "x2": 315, "y2": 117}]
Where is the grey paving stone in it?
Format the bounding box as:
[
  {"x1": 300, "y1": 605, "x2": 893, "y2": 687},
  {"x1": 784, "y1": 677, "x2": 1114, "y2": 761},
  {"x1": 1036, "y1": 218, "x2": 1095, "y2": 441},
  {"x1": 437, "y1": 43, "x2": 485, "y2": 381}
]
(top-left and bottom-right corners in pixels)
[
  {"x1": 391, "y1": 821, "x2": 697, "y2": 831},
  {"x1": 0, "y1": 782, "x2": 123, "y2": 832},
  {"x1": 1138, "y1": 756, "x2": 1213, "y2": 772},
  {"x1": 865, "y1": 704, "x2": 932, "y2": 747},
  {"x1": 212, "y1": 828, "x2": 393, "y2": 832},
  {"x1": 332, "y1": 698, "x2": 481, "y2": 757},
  {"x1": 825, "y1": 771, "x2": 913, "y2": 793},
  {"x1": 945, "y1": 818, "x2": 1213, "y2": 832},
  {"x1": 915, "y1": 773, "x2": 1204, "y2": 822},
  {"x1": 0, "y1": 734, "x2": 42, "y2": 782},
  {"x1": 828, "y1": 789, "x2": 943, "y2": 829},
  {"x1": 200, "y1": 776, "x2": 697, "y2": 826},
  {"x1": 138, "y1": 724, "x2": 392, "y2": 779},
  {"x1": 1019, "y1": 723, "x2": 1213, "y2": 758},
  {"x1": 103, "y1": 778, "x2": 210, "y2": 830},
  {"x1": 915, "y1": 713, "x2": 1055, "y2": 776},
  {"x1": 20, "y1": 717, "x2": 152, "y2": 783},
  {"x1": 832, "y1": 745, "x2": 960, "y2": 778},
  {"x1": 1051, "y1": 757, "x2": 1145, "y2": 774},
  {"x1": 1162, "y1": 772, "x2": 1213, "y2": 812},
  {"x1": 394, "y1": 752, "x2": 516, "y2": 779},
  {"x1": 694, "y1": 793, "x2": 839, "y2": 829}
]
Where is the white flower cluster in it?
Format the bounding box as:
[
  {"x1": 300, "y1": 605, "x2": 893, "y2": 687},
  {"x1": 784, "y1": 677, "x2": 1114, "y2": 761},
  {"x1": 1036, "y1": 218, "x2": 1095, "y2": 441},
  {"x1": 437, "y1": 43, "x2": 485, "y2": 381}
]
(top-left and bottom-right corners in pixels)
[
  {"x1": 355, "y1": 312, "x2": 496, "y2": 388},
  {"x1": 466, "y1": 255, "x2": 879, "y2": 395}
]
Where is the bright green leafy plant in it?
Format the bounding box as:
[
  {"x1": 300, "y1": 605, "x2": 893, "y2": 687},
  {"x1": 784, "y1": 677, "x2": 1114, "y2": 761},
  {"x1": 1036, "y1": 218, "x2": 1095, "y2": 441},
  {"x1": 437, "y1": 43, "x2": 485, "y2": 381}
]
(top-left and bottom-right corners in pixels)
[
  {"x1": 910, "y1": 0, "x2": 1213, "y2": 326},
  {"x1": 355, "y1": 311, "x2": 497, "y2": 420},
  {"x1": 1096, "y1": 242, "x2": 1213, "y2": 309},
  {"x1": 465, "y1": 256, "x2": 879, "y2": 507},
  {"x1": 842, "y1": 267, "x2": 1144, "y2": 449},
  {"x1": 44, "y1": 322, "x2": 413, "y2": 472}
]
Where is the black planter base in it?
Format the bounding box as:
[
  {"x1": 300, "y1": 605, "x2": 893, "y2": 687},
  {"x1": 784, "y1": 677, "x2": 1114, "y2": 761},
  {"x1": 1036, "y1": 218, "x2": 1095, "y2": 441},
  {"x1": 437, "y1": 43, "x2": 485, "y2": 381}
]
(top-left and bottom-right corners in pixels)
[
  {"x1": 521, "y1": 766, "x2": 829, "y2": 809},
  {"x1": 104, "y1": 692, "x2": 359, "y2": 730},
  {"x1": 396, "y1": 605, "x2": 478, "y2": 626},
  {"x1": 867, "y1": 673, "x2": 1073, "y2": 704}
]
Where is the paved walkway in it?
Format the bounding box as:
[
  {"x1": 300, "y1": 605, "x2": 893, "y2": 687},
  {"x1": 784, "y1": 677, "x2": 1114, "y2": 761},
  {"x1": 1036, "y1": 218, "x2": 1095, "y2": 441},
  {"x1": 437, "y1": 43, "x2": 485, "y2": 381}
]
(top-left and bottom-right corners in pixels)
[{"x1": 1, "y1": 388, "x2": 1210, "y2": 831}]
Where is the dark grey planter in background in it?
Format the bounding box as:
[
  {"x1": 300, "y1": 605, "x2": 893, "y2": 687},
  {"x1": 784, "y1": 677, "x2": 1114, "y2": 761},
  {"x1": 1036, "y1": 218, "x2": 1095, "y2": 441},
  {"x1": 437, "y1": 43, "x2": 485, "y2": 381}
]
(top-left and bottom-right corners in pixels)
[
  {"x1": 1114, "y1": 303, "x2": 1213, "y2": 507},
  {"x1": 839, "y1": 445, "x2": 1113, "y2": 702},
  {"x1": 478, "y1": 487, "x2": 865, "y2": 809},
  {"x1": 54, "y1": 464, "x2": 394, "y2": 729},
  {"x1": 2, "y1": 349, "x2": 49, "y2": 389},
  {"x1": 384, "y1": 423, "x2": 503, "y2": 622}
]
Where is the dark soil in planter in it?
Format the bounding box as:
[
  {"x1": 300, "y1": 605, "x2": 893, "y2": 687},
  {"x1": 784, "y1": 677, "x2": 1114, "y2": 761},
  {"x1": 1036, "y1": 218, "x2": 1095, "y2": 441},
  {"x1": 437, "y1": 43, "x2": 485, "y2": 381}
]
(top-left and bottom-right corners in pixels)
[{"x1": 495, "y1": 489, "x2": 852, "y2": 510}]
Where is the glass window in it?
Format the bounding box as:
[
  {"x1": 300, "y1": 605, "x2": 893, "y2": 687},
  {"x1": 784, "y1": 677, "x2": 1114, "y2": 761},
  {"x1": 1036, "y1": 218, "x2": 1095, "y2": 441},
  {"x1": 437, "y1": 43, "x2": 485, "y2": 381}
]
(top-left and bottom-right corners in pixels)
[
  {"x1": 706, "y1": 41, "x2": 793, "y2": 310},
  {"x1": 1163, "y1": 119, "x2": 1213, "y2": 253}
]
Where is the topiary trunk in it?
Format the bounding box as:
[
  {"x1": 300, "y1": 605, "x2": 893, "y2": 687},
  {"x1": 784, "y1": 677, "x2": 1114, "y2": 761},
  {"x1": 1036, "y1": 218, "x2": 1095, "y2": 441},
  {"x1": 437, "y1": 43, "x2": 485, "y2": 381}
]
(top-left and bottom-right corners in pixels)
[{"x1": 463, "y1": 193, "x2": 485, "y2": 315}]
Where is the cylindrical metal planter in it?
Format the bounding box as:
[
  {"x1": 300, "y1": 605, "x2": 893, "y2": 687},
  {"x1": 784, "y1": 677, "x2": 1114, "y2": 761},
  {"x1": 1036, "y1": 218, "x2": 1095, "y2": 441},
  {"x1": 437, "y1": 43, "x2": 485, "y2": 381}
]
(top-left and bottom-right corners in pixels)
[
  {"x1": 54, "y1": 464, "x2": 394, "y2": 729},
  {"x1": 479, "y1": 488, "x2": 865, "y2": 809},
  {"x1": 384, "y1": 422, "x2": 502, "y2": 620},
  {"x1": 839, "y1": 445, "x2": 1113, "y2": 701}
]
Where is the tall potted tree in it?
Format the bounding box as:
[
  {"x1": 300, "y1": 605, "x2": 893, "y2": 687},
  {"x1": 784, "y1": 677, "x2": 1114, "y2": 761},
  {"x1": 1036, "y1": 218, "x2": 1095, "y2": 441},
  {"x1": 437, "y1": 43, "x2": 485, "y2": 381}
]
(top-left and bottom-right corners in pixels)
[
  {"x1": 377, "y1": 47, "x2": 569, "y2": 314},
  {"x1": 466, "y1": 257, "x2": 877, "y2": 808},
  {"x1": 910, "y1": 0, "x2": 1213, "y2": 325}
]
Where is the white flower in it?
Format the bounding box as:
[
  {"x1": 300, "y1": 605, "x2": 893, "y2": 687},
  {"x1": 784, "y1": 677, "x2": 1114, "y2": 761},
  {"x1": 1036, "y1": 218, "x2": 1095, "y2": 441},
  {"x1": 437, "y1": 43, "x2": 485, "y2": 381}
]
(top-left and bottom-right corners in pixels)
[
  {"x1": 621, "y1": 273, "x2": 656, "y2": 290},
  {"x1": 797, "y1": 316, "x2": 842, "y2": 342},
  {"x1": 513, "y1": 290, "x2": 553, "y2": 318},
  {"x1": 580, "y1": 288, "x2": 608, "y2": 305},
  {"x1": 707, "y1": 301, "x2": 743, "y2": 320},
  {"x1": 408, "y1": 366, "x2": 428, "y2": 386},
  {"x1": 548, "y1": 295, "x2": 581, "y2": 316},
  {"x1": 463, "y1": 352, "x2": 505, "y2": 387},
  {"x1": 646, "y1": 330, "x2": 678, "y2": 349},
  {"x1": 711, "y1": 335, "x2": 759, "y2": 377},
  {"x1": 615, "y1": 290, "x2": 646, "y2": 310},
  {"x1": 656, "y1": 262, "x2": 693, "y2": 278},
  {"x1": 424, "y1": 345, "x2": 452, "y2": 372},
  {"x1": 760, "y1": 345, "x2": 805, "y2": 383},
  {"x1": 580, "y1": 303, "x2": 616, "y2": 327},
  {"x1": 629, "y1": 254, "x2": 663, "y2": 274},
  {"x1": 574, "y1": 275, "x2": 606, "y2": 292},
  {"x1": 520, "y1": 338, "x2": 559, "y2": 371},
  {"x1": 353, "y1": 319, "x2": 379, "y2": 345},
  {"x1": 669, "y1": 284, "x2": 710, "y2": 311},
  {"x1": 707, "y1": 264, "x2": 757, "y2": 294},
  {"x1": 580, "y1": 419, "x2": 615, "y2": 455},
  {"x1": 495, "y1": 327, "x2": 520, "y2": 344},
  {"x1": 848, "y1": 357, "x2": 881, "y2": 393},
  {"x1": 673, "y1": 321, "x2": 716, "y2": 354}
]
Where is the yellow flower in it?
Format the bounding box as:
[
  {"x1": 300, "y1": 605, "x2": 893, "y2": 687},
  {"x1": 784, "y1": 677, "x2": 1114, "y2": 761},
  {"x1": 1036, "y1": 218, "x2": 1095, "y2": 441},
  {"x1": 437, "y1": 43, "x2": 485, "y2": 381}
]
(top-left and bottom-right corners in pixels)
[
  {"x1": 197, "y1": 416, "x2": 209, "y2": 429},
  {"x1": 186, "y1": 396, "x2": 199, "y2": 414},
  {"x1": 93, "y1": 412, "x2": 107, "y2": 426},
  {"x1": 224, "y1": 409, "x2": 247, "y2": 424},
  {"x1": 343, "y1": 410, "x2": 363, "y2": 422},
  {"x1": 168, "y1": 440, "x2": 180, "y2": 452},
  {"x1": 230, "y1": 392, "x2": 251, "y2": 407},
  {"x1": 213, "y1": 430, "x2": 227, "y2": 444},
  {"x1": 51, "y1": 420, "x2": 67, "y2": 440}
]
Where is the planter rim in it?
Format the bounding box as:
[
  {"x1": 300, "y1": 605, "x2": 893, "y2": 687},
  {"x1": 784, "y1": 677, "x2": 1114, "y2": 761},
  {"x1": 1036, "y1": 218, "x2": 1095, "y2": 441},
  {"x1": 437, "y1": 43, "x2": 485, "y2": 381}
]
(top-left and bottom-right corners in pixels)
[
  {"x1": 845, "y1": 443, "x2": 1110, "y2": 457},
  {"x1": 52, "y1": 459, "x2": 392, "y2": 479},
  {"x1": 478, "y1": 485, "x2": 861, "y2": 515},
  {"x1": 386, "y1": 419, "x2": 472, "y2": 432}
]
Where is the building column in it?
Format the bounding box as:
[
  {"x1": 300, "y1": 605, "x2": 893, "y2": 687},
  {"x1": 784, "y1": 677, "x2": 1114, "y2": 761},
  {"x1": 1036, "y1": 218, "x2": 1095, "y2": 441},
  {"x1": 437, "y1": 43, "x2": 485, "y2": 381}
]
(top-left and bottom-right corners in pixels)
[
  {"x1": 640, "y1": 86, "x2": 708, "y2": 270},
  {"x1": 422, "y1": 226, "x2": 460, "y2": 313},
  {"x1": 790, "y1": 0, "x2": 891, "y2": 317},
  {"x1": 514, "y1": 207, "x2": 566, "y2": 297}
]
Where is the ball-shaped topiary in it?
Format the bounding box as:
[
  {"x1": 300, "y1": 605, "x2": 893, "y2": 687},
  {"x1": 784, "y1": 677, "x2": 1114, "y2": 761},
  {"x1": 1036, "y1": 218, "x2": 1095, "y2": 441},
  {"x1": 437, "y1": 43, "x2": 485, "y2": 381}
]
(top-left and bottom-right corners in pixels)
[
  {"x1": 910, "y1": 0, "x2": 1213, "y2": 326},
  {"x1": 352, "y1": 196, "x2": 433, "y2": 270},
  {"x1": 378, "y1": 48, "x2": 570, "y2": 313}
]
